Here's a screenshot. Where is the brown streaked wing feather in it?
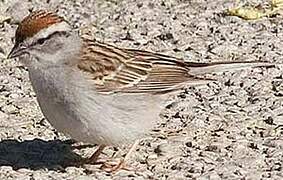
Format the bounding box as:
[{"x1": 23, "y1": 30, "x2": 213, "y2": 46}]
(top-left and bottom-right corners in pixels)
[{"x1": 78, "y1": 38, "x2": 196, "y2": 94}]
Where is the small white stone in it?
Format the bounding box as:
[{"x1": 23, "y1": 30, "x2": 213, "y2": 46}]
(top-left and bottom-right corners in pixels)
[
  {"x1": 4, "y1": 104, "x2": 19, "y2": 114},
  {"x1": 9, "y1": 93, "x2": 19, "y2": 99},
  {"x1": 2, "y1": 79, "x2": 9, "y2": 84},
  {"x1": 0, "y1": 111, "x2": 8, "y2": 120}
]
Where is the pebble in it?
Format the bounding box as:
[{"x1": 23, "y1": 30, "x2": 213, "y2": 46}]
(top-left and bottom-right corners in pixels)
[
  {"x1": 5, "y1": 0, "x2": 31, "y2": 23},
  {"x1": 1, "y1": 104, "x2": 18, "y2": 114},
  {"x1": 0, "y1": 111, "x2": 8, "y2": 120},
  {"x1": 9, "y1": 93, "x2": 19, "y2": 99}
]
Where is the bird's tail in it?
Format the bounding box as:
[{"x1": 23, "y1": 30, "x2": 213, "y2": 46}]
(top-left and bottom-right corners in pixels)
[{"x1": 186, "y1": 61, "x2": 275, "y2": 75}]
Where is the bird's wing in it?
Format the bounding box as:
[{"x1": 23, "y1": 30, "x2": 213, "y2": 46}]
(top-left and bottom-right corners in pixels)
[
  {"x1": 78, "y1": 38, "x2": 274, "y2": 94},
  {"x1": 77, "y1": 38, "x2": 207, "y2": 94}
]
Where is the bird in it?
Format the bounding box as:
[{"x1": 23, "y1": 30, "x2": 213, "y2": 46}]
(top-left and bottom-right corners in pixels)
[{"x1": 7, "y1": 10, "x2": 274, "y2": 171}]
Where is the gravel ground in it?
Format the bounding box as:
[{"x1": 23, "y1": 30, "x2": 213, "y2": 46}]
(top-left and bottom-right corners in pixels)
[{"x1": 0, "y1": 0, "x2": 283, "y2": 179}]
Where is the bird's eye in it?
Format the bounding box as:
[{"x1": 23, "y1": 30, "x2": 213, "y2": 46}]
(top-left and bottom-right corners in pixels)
[{"x1": 37, "y1": 38, "x2": 46, "y2": 45}]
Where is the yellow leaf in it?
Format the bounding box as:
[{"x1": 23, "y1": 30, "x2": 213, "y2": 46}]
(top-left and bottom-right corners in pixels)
[
  {"x1": 272, "y1": 0, "x2": 283, "y2": 7},
  {"x1": 227, "y1": 7, "x2": 265, "y2": 20}
]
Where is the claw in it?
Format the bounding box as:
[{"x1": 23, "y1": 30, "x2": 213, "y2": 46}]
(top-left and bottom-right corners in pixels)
[{"x1": 83, "y1": 140, "x2": 140, "y2": 173}]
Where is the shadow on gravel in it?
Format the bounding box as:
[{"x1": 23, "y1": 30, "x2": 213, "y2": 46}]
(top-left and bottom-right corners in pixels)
[{"x1": 0, "y1": 138, "x2": 83, "y2": 170}]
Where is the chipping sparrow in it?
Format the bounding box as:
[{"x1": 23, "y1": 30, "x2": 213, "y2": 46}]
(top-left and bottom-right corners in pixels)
[{"x1": 8, "y1": 10, "x2": 273, "y2": 168}]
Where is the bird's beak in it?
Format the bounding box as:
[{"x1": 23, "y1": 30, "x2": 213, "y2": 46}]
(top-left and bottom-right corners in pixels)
[{"x1": 7, "y1": 44, "x2": 26, "y2": 59}]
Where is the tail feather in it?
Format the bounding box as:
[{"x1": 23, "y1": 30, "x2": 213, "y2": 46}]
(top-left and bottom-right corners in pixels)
[{"x1": 186, "y1": 61, "x2": 275, "y2": 75}]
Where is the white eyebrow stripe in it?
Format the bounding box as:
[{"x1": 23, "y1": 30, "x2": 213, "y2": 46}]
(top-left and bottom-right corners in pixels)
[{"x1": 25, "y1": 21, "x2": 71, "y2": 44}]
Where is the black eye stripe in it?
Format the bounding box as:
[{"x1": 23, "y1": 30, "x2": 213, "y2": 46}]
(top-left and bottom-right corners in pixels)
[
  {"x1": 37, "y1": 38, "x2": 45, "y2": 45},
  {"x1": 32, "y1": 31, "x2": 68, "y2": 46}
]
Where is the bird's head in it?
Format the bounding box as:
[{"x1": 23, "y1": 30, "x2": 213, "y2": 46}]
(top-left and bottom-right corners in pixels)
[{"x1": 8, "y1": 10, "x2": 81, "y2": 66}]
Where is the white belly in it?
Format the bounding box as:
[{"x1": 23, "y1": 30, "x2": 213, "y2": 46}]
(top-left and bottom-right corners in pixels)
[{"x1": 28, "y1": 66, "x2": 163, "y2": 145}]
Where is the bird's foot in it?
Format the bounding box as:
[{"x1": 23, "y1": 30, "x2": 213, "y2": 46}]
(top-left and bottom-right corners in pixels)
[{"x1": 100, "y1": 158, "x2": 133, "y2": 173}]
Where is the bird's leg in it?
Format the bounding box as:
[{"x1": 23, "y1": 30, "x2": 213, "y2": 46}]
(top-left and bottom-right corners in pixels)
[
  {"x1": 102, "y1": 140, "x2": 140, "y2": 172},
  {"x1": 123, "y1": 139, "x2": 140, "y2": 165},
  {"x1": 86, "y1": 144, "x2": 106, "y2": 164}
]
